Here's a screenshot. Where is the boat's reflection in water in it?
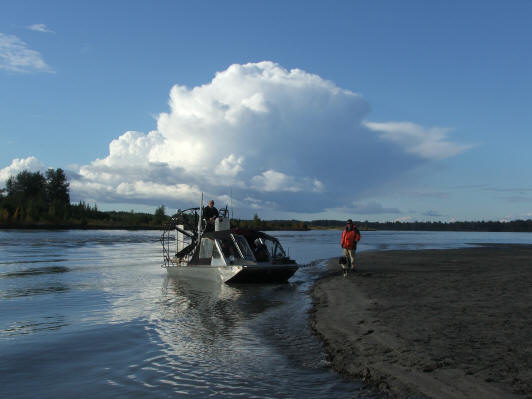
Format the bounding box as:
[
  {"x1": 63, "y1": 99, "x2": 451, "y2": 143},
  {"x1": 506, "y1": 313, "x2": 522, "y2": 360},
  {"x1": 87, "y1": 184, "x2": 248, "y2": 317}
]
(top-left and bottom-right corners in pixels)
[
  {"x1": 150, "y1": 275, "x2": 364, "y2": 398},
  {"x1": 158, "y1": 276, "x2": 292, "y2": 341},
  {"x1": 150, "y1": 277, "x2": 307, "y2": 397}
]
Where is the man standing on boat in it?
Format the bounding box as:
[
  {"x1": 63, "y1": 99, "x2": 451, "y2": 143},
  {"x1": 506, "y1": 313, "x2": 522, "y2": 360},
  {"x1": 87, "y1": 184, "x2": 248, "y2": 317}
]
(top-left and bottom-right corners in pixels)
[
  {"x1": 341, "y1": 219, "x2": 361, "y2": 273},
  {"x1": 203, "y1": 200, "x2": 219, "y2": 232}
]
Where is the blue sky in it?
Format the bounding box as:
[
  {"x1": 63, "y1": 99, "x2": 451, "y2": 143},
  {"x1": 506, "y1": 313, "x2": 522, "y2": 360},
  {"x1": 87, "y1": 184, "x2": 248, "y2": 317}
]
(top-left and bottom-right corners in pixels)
[{"x1": 1, "y1": 0, "x2": 531, "y2": 221}]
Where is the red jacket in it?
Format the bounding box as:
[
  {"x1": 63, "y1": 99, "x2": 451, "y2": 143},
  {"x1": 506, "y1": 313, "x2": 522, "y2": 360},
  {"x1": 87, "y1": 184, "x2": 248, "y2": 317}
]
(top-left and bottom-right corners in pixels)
[{"x1": 341, "y1": 227, "x2": 360, "y2": 249}]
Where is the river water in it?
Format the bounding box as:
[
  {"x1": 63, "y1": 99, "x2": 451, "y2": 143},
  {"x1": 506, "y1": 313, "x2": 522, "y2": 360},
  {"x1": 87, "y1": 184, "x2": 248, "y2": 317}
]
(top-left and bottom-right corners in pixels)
[{"x1": 1, "y1": 229, "x2": 531, "y2": 398}]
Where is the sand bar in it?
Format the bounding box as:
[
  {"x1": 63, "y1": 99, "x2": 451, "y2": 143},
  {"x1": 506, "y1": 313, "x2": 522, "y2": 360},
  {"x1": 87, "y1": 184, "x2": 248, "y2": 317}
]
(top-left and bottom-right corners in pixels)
[{"x1": 310, "y1": 244, "x2": 532, "y2": 398}]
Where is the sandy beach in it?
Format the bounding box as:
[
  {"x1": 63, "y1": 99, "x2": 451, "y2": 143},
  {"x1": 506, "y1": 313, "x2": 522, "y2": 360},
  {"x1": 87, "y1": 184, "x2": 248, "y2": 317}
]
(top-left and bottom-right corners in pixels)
[{"x1": 310, "y1": 244, "x2": 532, "y2": 398}]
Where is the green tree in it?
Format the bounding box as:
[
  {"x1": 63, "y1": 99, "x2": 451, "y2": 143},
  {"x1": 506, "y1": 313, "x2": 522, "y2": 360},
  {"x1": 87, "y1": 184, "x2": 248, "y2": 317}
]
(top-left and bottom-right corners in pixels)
[
  {"x1": 45, "y1": 168, "x2": 70, "y2": 205},
  {"x1": 154, "y1": 205, "x2": 166, "y2": 225},
  {"x1": 252, "y1": 213, "x2": 263, "y2": 229},
  {"x1": 5, "y1": 171, "x2": 47, "y2": 222},
  {"x1": 45, "y1": 168, "x2": 70, "y2": 221},
  {"x1": 0, "y1": 188, "x2": 6, "y2": 220},
  {"x1": 6, "y1": 170, "x2": 46, "y2": 202}
]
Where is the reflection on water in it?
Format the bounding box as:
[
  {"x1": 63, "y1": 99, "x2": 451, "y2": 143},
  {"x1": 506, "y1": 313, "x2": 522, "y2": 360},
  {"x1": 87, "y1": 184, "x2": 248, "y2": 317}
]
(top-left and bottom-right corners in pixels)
[
  {"x1": 157, "y1": 277, "x2": 293, "y2": 350},
  {"x1": 0, "y1": 229, "x2": 368, "y2": 398},
  {"x1": 137, "y1": 274, "x2": 367, "y2": 398},
  {"x1": 1, "y1": 229, "x2": 531, "y2": 398},
  {"x1": 158, "y1": 277, "x2": 249, "y2": 345}
]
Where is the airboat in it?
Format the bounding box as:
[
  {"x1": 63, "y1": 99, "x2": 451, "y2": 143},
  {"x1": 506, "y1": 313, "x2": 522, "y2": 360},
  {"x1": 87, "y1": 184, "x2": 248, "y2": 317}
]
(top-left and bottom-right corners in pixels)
[{"x1": 160, "y1": 200, "x2": 298, "y2": 284}]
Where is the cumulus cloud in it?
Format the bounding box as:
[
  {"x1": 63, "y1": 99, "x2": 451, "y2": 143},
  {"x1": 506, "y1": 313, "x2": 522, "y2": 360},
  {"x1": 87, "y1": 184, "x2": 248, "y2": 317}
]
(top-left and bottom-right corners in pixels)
[
  {"x1": 71, "y1": 61, "x2": 378, "y2": 212},
  {"x1": 2, "y1": 61, "x2": 470, "y2": 215},
  {"x1": 251, "y1": 170, "x2": 324, "y2": 193},
  {"x1": 0, "y1": 156, "x2": 45, "y2": 183},
  {"x1": 215, "y1": 154, "x2": 244, "y2": 177},
  {"x1": 27, "y1": 24, "x2": 55, "y2": 34},
  {"x1": 0, "y1": 33, "x2": 53, "y2": 73}
]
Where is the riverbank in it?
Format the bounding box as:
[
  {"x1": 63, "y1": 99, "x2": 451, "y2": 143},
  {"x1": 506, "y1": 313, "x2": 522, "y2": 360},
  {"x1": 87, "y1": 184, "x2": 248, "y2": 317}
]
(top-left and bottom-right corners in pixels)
[{"x1": 310, "y1": 245, "x2": 532, "y2": 398}]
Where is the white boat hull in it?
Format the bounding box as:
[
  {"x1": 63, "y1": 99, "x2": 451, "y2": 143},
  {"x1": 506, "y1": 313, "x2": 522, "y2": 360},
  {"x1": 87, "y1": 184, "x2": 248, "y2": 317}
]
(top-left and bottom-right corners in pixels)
[{"x1": 166, "y1": 264, "x2": 243, "y2": 283}]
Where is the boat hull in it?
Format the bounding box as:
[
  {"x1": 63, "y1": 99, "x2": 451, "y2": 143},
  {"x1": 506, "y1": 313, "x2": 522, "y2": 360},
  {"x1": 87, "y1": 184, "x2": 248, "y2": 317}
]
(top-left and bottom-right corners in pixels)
[
  {"x1": 166, "y1": 263, "x2": 298, "y2": 284},
  {"x1": 166, "y1": 264, "x2": 243, "y2": 283},
  {"x1": 226, "y1": 264, "x2": 298, "y2": 284}
]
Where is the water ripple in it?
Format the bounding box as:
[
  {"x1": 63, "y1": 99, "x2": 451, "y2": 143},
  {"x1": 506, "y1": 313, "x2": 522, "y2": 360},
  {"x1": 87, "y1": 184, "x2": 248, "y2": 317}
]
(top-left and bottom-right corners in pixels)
[
  {"x1": 1, "y1": 266, "x2": 70, "y2": 278},
  {"x1": 0, "y1": 284, "x2": 71, "y2": 299}
]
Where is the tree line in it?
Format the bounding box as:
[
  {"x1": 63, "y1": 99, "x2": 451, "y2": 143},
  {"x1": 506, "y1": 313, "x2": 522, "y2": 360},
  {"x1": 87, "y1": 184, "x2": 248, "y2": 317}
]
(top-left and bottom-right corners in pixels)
[
  {"x1": 307, "y1": 219, "x2": 532, "y2": 232},
  {"x1": 0, "y1": 169, "x2": 168, "y2": 228},
  {"x1": 2, "y1": 169, "x2": 532, "y2": 232}
]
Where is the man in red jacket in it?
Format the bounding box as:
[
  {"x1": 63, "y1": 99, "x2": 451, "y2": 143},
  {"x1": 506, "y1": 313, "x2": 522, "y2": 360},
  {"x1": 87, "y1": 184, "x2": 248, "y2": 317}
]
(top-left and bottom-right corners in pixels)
[{"x1": 341, "y1": 219, "x2": 361, "y2": 274}]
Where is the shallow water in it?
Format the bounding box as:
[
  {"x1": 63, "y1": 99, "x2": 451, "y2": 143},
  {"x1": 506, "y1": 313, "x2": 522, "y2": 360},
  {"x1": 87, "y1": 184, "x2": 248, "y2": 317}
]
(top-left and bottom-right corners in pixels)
[{"x1": 1, "y1": 229, "x2": 531, "y2": 398}]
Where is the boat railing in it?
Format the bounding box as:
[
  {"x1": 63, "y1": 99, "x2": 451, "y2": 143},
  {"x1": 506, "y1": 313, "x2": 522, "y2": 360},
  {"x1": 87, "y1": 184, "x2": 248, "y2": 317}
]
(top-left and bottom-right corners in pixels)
[{"x1": 160, "y1": 207, "x2": 200, "y2": 268}]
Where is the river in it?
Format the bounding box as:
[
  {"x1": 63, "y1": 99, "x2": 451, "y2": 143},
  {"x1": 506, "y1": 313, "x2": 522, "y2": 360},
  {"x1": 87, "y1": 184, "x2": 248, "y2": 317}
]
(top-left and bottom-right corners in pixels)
[{"x1": 1, "y1": 229, "x2": 531, "y2": 398}]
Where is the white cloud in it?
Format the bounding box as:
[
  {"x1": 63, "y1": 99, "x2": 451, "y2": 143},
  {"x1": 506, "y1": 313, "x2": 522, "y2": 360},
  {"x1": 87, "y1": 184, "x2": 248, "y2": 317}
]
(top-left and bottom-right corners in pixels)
[
  {"x1": 215, "y1": 154, "x2": 244, "y2": 177},
  {"x1": 0, "y1": 156, "x2": 44, "y2": 183},
  {"x1": 0, "y1": 33, "x2": 53, "y2": 73},
  {"x1": 115, "y1": 181, "x2": 201, "y2": 202},
  {"x1": 27, "y1": 24, "x2": 55, "y2": 34},
  {"x1": 1, "y1": 61, "x2": 470, "y2": 215},
  {"x1": 363, "y1": 121, "x2": 472, "y2": 160},
  {"x1": 251, "y1": 170, "x2": 323, "y2": 193},
  {"x1": 70, "y1": 61, "x2": 374, "y2": 211}
]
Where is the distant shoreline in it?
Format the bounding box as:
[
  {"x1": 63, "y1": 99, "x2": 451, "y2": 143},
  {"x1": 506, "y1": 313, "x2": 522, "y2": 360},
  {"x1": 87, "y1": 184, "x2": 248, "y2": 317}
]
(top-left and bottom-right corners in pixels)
[
  {"x1": 0, "y1": 223, "x2": 163, "y2": 231},
  {"x1": 0, "y1": 224, "x2": 314, "y2": 231},
  {"x1": 310, "y1": 245, "x2": 531, "y2": 398},
  {"x1": 0, "y1": 223, "x2": 372, "y2": 232}
]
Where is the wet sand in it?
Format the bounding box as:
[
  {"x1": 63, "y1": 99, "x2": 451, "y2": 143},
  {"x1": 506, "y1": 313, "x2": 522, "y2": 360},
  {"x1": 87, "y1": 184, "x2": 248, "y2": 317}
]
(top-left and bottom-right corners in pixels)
[{"x1": 310, "y1": 244, "x2": 532, "y2": 398}]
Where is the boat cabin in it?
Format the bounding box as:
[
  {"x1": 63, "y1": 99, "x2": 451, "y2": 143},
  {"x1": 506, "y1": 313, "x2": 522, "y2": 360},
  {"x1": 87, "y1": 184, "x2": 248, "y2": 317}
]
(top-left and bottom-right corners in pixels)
[{"x1": 191, "y1": 230, "x2": 289, "y2": 267}]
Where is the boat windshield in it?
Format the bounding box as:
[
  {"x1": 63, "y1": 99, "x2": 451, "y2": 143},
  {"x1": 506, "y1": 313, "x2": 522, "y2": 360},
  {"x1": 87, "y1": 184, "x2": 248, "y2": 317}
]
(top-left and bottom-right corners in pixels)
[
  {"x1": 233, "y1": 234, "x2": 256, "y2": 261},
  {"x1": 217, "y1": 237, "x2": 239, "y2": 260},
  {"x1": 264, "y1": 238, "x2": 286, "y2": 259}
]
